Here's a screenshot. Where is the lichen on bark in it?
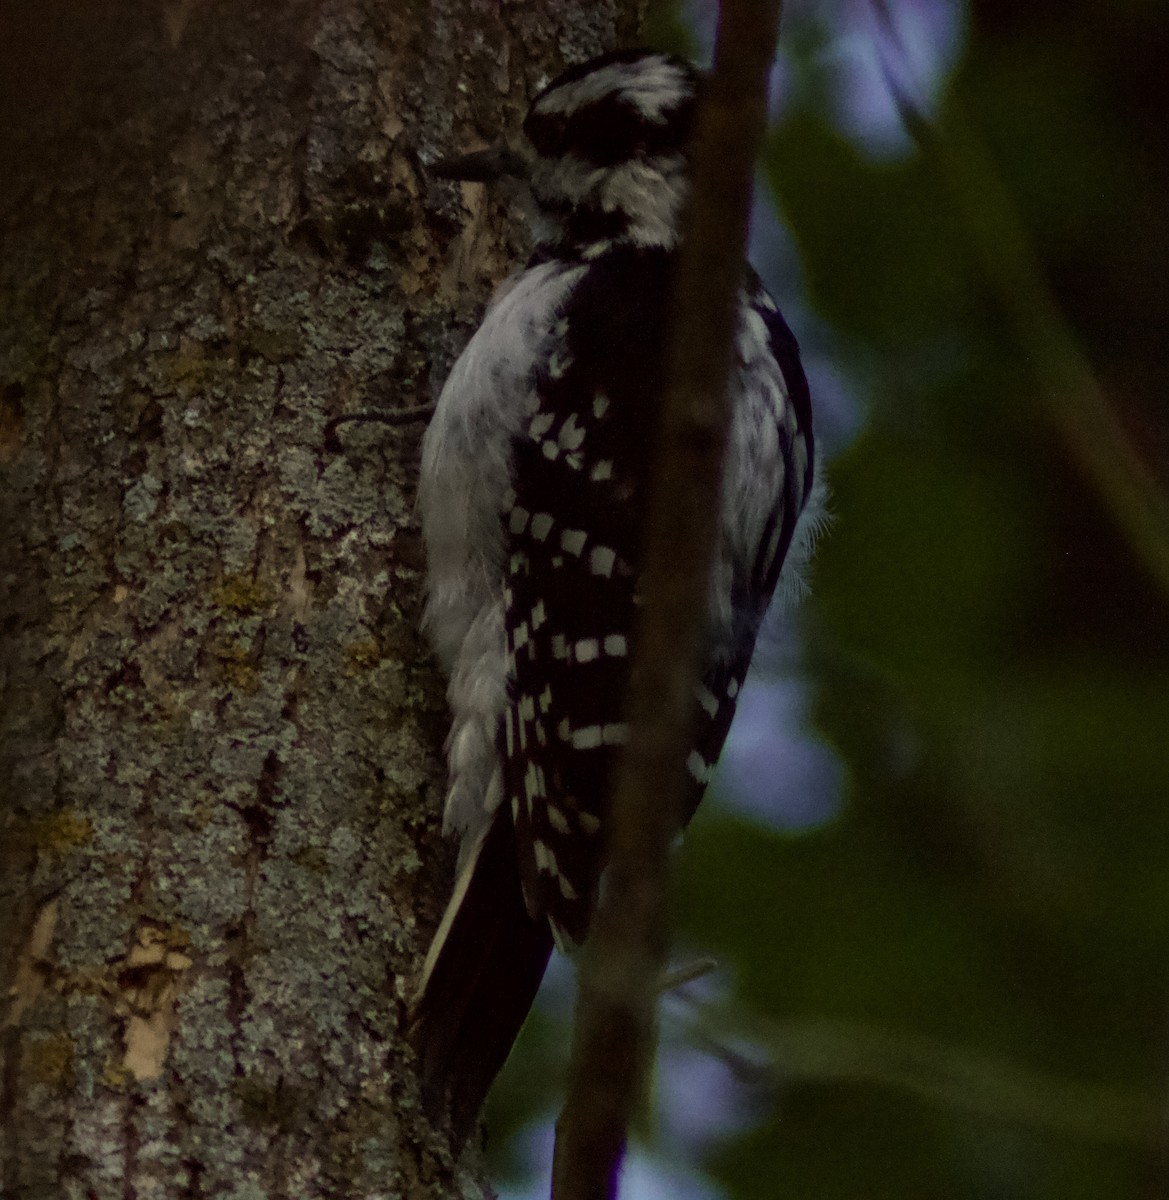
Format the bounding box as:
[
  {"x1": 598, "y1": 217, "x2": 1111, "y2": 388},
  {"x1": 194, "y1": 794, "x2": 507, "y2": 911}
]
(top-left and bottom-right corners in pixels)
[{"x1": 0, "y1": 2, "x2": 638, "y2": 1195}]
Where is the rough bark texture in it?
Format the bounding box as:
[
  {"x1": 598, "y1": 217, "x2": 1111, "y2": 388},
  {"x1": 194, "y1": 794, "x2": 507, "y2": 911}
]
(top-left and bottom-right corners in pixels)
[{"x1": 0, "y1": 2, "x2": 637, "y2": 1196}]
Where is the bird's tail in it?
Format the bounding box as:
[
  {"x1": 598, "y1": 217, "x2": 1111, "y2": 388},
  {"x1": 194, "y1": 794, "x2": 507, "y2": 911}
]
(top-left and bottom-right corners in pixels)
[{"x1": 409, "y1": 811, "x2": 554, "y2": 1151}]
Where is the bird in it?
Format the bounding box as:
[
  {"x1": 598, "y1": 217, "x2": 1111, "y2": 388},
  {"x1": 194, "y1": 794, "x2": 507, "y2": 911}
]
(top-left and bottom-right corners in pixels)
[{"x1": 411, "y1": 47, "x2": 822, "y2": 1150}]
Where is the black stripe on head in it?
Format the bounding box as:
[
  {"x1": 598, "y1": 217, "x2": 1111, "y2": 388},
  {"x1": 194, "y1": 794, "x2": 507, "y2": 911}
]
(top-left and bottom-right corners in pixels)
[
  {"x1": 527, "y1": 189, "x2": 633, "y2": 252},
  {"x1": 526, "y1": 94, "x2": 696, "y2": 168},
  {"x1": 525, "y1": 51, "x2": 699, "y2": 168}
]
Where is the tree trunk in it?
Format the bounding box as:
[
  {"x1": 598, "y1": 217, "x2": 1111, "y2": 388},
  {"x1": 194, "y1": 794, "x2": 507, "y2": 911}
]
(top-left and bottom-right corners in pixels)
[{"x1": 0, "y1": 2, "x2": 637, "y2": 1195}]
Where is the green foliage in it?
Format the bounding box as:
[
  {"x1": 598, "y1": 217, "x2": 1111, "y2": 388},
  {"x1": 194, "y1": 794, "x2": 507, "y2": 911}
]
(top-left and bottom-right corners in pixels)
[
  {"x1": 674, "y1": 2, "x2": 1169, "y2": 1195},
  {"x1": 492, "y1": 4, "x2": 1169, "y2": 1194},
  {"x1": 768, "y1": 116, "x2": 971, "y2": 339}
]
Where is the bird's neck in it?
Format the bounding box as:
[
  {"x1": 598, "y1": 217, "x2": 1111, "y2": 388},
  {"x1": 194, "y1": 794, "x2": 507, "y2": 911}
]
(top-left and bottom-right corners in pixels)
[{"x1": 528, "y1": 155, "x2": 689, "y2": 260}]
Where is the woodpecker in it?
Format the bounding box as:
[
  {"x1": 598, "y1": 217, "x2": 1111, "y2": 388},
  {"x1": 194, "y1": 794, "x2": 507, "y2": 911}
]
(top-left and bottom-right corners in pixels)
[{"x1": 411, "y1": 49, "x2": 822, "y2": 1148}]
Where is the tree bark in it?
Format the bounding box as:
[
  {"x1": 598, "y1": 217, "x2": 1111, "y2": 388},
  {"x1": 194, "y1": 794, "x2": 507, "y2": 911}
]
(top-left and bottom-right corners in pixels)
[{"x1": 0, "y1": 2, "x2": 638, "y2": 1195}]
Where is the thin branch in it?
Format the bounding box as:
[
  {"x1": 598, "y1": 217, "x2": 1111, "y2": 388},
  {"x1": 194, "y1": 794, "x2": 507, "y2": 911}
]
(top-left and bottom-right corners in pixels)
[
  {"x1": 550, "y1": 4, "x2": 784, "y2": 1197},
  {"x1": 678, "y1": 1002, "x2": 1159, "y2": 1149},
  {"x1": 323, "y1": 405, "x2": 434, "y2": 452},
  {"x1": 658, "y1": 958, "x2": 719, "y2": 994}
]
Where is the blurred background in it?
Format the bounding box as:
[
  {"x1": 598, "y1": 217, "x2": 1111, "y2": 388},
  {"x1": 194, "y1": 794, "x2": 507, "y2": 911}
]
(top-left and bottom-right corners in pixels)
[{"x1": 491, "y1": 0, "x2": 1169, "y2": 1195}]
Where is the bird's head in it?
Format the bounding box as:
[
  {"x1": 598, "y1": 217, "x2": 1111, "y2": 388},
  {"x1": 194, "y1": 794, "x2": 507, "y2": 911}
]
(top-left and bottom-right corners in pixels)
[{"x1": 432, "y1": 50, "x2": 700, "y2": 256}]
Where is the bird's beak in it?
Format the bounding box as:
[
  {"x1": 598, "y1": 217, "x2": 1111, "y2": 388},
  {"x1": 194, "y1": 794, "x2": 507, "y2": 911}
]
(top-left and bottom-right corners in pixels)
[{"x1": 428, "y1": 147, "x2": 529, "y2": 183}]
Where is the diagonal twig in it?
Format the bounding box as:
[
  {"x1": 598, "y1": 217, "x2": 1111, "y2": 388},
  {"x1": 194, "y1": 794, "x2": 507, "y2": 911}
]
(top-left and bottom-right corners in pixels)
[{"x1": 873, "y1": 0, "x2": 1169, "y2": 597}]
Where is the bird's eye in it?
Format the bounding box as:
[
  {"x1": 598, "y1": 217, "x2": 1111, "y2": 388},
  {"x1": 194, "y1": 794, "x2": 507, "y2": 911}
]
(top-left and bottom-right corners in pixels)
[
  {"x1": 569, "y1": 101, "x2": 644, "y2": 167},
  {"x1": 524, "y1": 112, "x2": 567, "y2": 158}
]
